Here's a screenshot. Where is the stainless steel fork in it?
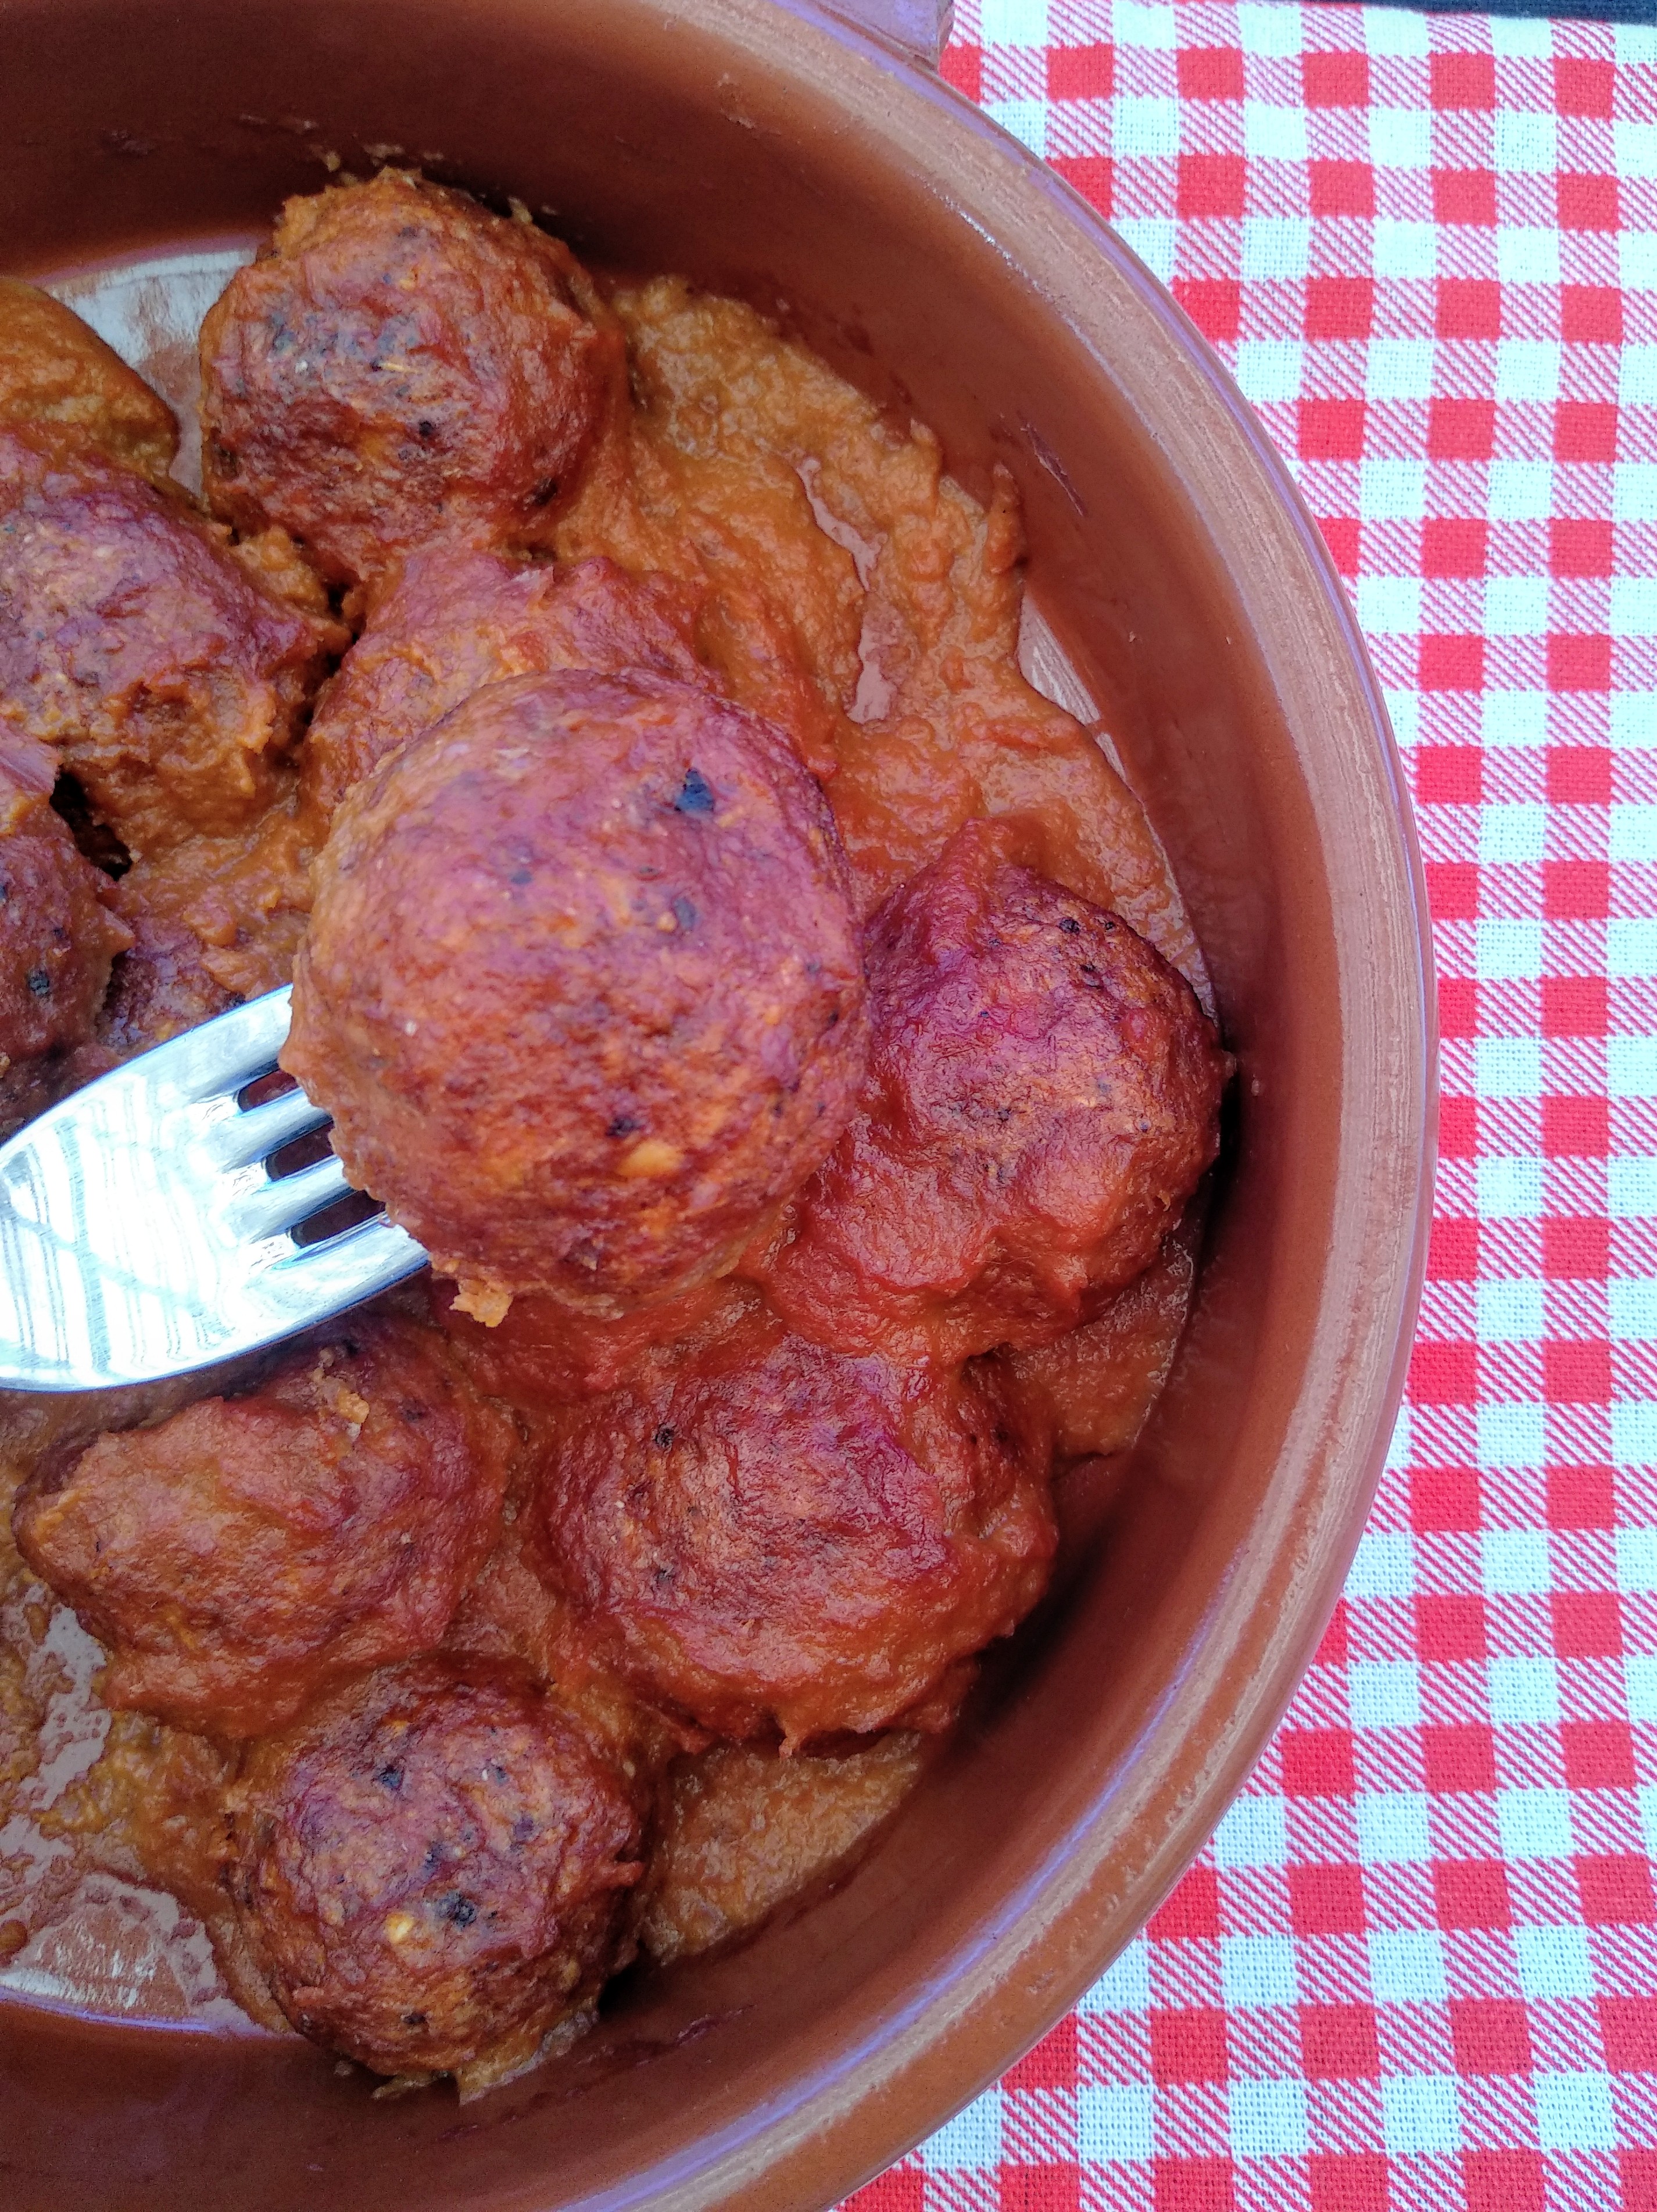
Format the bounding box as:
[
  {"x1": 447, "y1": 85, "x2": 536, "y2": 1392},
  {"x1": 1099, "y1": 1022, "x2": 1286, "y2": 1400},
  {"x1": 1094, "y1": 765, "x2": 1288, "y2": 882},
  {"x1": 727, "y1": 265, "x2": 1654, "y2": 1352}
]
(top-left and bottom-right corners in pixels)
[{"x1": 0, "y1": 986, "x2": 427, "y2": 1392}]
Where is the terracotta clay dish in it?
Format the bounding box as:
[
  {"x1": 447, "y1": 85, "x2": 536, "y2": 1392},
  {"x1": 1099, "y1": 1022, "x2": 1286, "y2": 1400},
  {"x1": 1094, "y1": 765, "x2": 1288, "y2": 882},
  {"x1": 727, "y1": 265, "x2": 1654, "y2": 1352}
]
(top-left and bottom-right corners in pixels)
[{"x1": 0, "y1": 2, "x2": 1433, "y2": 2208}]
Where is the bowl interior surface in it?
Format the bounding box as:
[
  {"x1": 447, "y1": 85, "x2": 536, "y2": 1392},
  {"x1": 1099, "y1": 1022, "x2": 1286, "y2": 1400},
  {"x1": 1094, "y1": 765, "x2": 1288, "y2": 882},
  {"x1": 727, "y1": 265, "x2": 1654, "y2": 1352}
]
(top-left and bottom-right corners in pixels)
[{"x1": 0, "y1": 3, "x2": 1432, "y2": 2207}]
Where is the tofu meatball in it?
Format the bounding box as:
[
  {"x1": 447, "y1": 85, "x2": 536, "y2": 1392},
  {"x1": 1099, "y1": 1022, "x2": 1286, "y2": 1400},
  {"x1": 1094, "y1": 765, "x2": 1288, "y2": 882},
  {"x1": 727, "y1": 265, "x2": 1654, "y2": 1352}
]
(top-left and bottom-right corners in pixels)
[
  {"x1": 533, "y1": 1302, "x2": 1056, "y2": 1749},
  {"x1": 226, "y1": 1659, "x2": 646, "y2": 2080},
  {"x1": 0, "y1": 427, "x2": 342, "y2": 856},
  {"x1": 13, "y1": 1316, "x2": 517, "y2": 1738},
  {"x1": 284, "y1": 671, "x2": 868, "y2": 1322},
  {"x1": 0, "y1": 277, "x2": 179, "y2": 481},
  {"x1": 747, "y1": 818, "x2": 1229, "y2": 1363},
  {"x1": 302, "y1": 545, "x2": 707, "y2": 816},
  {"x1": 200, "y1": 171, "x2": 620, "y2": 591},
  {"x1": 0, "y1": 731, "x2": 131, "y2": 1133}
]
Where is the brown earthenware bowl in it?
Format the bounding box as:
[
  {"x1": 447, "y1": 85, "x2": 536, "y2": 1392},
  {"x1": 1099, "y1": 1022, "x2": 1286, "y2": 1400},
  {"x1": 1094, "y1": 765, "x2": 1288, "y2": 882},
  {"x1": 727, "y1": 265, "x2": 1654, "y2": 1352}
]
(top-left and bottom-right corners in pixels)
[{"x1": 0, "y1": 1, "x2": 1433, "y2": 2204}]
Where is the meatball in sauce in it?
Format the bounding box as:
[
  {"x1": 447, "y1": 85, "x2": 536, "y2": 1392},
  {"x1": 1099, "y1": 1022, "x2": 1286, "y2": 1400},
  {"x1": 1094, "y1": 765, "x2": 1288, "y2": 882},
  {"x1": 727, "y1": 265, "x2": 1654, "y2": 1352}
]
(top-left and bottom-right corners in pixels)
[
  {"x1": 534, "y1": 1300, "x2": 1056, "y2": 1750},
  {"x1": 285, "y1": 670, "x2": 869, "y2": 1322},
  {"x1": 0, "y1": 425, "x2": 342, "y2": 857},
  {"x1": 301, "y1": 544, "x2": 709, "y2": 815},
  {"x1": 747, "y1": 817, "x2": 1229, "y2": 1365},
  {"x1": 14, "y1": 1317, "x2": 517, "y2": 1738},
  {"x1": 226, "y1": 1659, "x2": 645, "y2": 2084},
  {"x1": 200, "y1": 170, "x2": 621, "y2": 593}
]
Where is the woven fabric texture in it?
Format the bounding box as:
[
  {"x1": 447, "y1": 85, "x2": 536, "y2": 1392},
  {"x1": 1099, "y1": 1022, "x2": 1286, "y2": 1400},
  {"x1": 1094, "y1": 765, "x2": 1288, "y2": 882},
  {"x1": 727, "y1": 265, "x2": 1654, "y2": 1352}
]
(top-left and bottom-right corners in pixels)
[{"x1": 844, "y1": 4, "x2": 1657, "y2": 2206}]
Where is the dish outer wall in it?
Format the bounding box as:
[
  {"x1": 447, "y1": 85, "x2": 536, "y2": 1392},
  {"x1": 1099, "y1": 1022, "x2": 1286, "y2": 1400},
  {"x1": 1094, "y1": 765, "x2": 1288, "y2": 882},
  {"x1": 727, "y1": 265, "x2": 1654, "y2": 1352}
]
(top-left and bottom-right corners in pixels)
[{"x1": 0, "y1": 0, "x2": 1436, "y2": 2206}]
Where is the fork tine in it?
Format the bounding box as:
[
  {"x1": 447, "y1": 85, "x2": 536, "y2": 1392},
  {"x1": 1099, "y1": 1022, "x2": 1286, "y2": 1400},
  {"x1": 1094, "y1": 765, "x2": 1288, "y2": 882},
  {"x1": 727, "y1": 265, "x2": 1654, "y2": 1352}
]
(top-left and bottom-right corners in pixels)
[
  {"x1": 164, "y1": 985, "x2": 295, "y2": 1106},
  {"x1": 0, "y1": 982, "x2": 430, "y2": 1390},
  {"x1": 266, "y1": 1212, "x2": 428, "y2": 1310},
  {"x1": 226, "y1": 1152, "x2": 355, "y2": 1244},
  {"x1": 203, "y1": 1083, "x2": 331, "y2": 1173}
]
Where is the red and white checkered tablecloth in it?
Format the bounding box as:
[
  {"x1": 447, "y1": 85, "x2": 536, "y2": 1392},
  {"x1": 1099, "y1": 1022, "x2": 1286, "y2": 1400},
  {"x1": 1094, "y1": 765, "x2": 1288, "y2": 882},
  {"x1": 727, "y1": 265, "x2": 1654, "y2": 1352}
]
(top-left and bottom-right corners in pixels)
[{"x1": 844, "y1": 3, "x2": 1657, "y2": 2207}]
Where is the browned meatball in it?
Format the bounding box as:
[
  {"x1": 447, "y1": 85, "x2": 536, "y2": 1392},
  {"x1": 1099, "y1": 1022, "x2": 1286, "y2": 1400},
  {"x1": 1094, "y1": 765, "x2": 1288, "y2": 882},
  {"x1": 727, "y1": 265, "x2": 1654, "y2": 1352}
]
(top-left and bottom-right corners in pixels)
[
  {"x1": 0, "y1": 731, "x2": 131, "y2": 1133},
  {"x1": 1001, "y1": 1235, "x2": 1197, "y2": 1462},
  {"x1": 200, "y1": 171, "x2": 620, "y2": 591},
  {"x1": 93, "y1": 893, "x2": 239, "y2": 1057},
  {"x1": 746, "y1": 817, "x2": 1229, "y2": 1364},
  {"x1": 226, "y1": 1659, "x2": 646, "y2": 2079},
  {"x1": 534, "y1": 1302, "x2": 1056, "y2": 1749},
  {"x1": 13, "y1": 1316, "x2": 517, "y2": 1738},
  {"x1": 302, "y1": 545, "x2": 708, "y2": 816},
  {"x1": 0, "y1": 427, "x2": 342, "y2": 857},
  {"x1": 0, "y1": 277, "x2": 178, "y2": 481},
  {"x1": 284, "y1": 671, "x2": 868, "y2": 1322}
]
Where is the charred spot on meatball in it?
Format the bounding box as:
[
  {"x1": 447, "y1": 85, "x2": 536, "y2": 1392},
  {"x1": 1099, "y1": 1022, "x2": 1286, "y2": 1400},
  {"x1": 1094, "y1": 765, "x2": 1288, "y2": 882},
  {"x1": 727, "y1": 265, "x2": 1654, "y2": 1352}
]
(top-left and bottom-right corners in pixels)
[
  {"x1": 199, "y1": 171, "x2": 621, "y2": 591},
  {"x1": 0, "y1": 732, "x2": 131, "y2": 1134},
  {"x1": 745, "y1": 816, "x2": 1229, "y2": 1363},
  {"x1": 283, "y1": 670, "x2": 869, "y2": 1322},
  {"x1": 226, "y1": 1659, "x2": 646, "y2": 2081},
  {"x1": 300, "y1": 545, "x2": 708, "y2": 818},
  {"x1": 0, "y1": 427, "x2": 342, "y2": 857},
  {"x1": 13, "y1": 1316, "x2": 518, "y2": 1738},
  {"x1": 532, "y1": 1301, "x2": 1056, "y2": 1749}
]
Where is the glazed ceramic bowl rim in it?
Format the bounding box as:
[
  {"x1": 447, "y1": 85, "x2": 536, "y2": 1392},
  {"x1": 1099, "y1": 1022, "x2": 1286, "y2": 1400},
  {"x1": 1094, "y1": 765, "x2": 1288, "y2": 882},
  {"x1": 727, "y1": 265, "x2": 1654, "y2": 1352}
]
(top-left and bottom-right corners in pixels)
[{"x1": 636, "y1": 4, "x2": 1436, "y2": 2200}]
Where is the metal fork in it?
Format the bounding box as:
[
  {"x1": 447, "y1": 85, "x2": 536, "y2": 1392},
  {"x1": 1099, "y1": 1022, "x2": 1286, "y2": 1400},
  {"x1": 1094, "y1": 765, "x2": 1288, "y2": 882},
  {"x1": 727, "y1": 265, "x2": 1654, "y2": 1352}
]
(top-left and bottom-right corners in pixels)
[{"x1": 0, "y1": 986, "x2": 427, "y2": 1392}]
